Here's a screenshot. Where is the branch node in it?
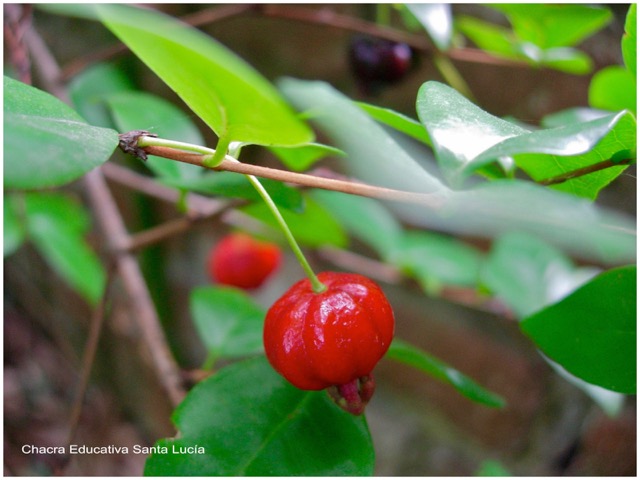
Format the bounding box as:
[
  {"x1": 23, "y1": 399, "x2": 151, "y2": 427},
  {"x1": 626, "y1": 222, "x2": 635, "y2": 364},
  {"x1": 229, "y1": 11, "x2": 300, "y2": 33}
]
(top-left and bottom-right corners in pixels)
[{"x1": 118, "y1": 130, "x2": 158, "y2": 161}]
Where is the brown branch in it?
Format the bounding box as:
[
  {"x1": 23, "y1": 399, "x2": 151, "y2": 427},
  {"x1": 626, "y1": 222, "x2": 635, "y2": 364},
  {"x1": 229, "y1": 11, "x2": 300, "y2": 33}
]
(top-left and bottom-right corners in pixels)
[
  {"x1": 140, "y1": 144, "x2": 445, "y2": 209},
  {"x1": 539, "y1": 158, "x2": 634, "y2": 186}
]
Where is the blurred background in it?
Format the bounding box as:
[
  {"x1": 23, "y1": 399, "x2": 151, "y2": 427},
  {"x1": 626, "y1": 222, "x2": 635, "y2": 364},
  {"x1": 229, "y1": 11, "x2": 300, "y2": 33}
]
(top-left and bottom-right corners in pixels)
[{"x1": 4, "y1": 4, "x2": 636, "y2": 476}]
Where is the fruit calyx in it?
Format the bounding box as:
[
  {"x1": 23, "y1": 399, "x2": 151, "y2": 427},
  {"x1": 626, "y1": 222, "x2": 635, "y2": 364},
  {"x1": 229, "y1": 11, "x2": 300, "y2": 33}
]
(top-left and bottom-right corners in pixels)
[{"x1": 327, "y1": 374, "x2": 376, "y2": 416}]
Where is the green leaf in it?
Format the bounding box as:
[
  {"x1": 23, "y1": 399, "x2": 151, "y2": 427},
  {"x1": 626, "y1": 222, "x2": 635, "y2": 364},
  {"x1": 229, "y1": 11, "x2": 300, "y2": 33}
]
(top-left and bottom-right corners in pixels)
[
  {"x1": 521, "y1": 266, "x2": 636, "y2": 394},
  {"x1": 269, "y1": 143, "x2": 346, "y2": 172},
  {"x1": 419, "y1": 81, "x2": 635, "y2": 199},
  {"x1": 23, "y1": 192, "x2": 106, "y2": 305},
  {"x1": 144, "y1": 356, "x2": 374, "y2": 475},
  {"x1": 356, "y1": 102, "x2": 431, "y2": 146},
  {"x1": 105, "y1": 90, "x2": 204, "y2": 179},
  {"x1": 622, "y1": 4, "x2": 636, "y2": 77},
  {"x1": 455, "y1": 16, "x2": 519, "y2": 59},
  {"x1": 97, "y1": 4, "x2": 312, "y2": 147},
  {"x1": 163, "y1": 172, "x2": 304, "y2": 212},
  {"x1": 190, "y1": 287, "x2": 265, "y2": 364},
  {"x1": 534, "y1": 46, "x2": 592, "y2": 75},
  {"x1": 476, "y1": 460, "x2": 511, "y2": 476},
  {"x1": 387, "y1": 339, "x2": 505, "y2": 408},
  {"x1": 417, "y1": 81, "x2": 528, "y2": 186},
  {"x1": 589, "y1": 66, "x2": 637, "y2": 114},
  {"x1": 241, "y1": 195, "x2": 347, "y2": 248},
  {"x1": 309, "y1": 189, "x2": 403, "y2": 261},
  {"x1": 491, "y1": 4, "x2": 612, "y2": 49},
  {"x1": 480, "y1": 232, "x2": 598, "y2": 318},
  {"x1": 4, "y1": 76, "x2": 119, "y2": 189},
  {"x1": 69, "y1": 61, "x2": 136, "y2": 128},
  {"x1": 4, "y1": 194, "x2": 26, "y2": 257},
  {"x1": 405, "y1": 4, "x2": 453, "y2": 51},
  {"x1": 391, "y1": 231, "x2": 483, "y2": 294}
]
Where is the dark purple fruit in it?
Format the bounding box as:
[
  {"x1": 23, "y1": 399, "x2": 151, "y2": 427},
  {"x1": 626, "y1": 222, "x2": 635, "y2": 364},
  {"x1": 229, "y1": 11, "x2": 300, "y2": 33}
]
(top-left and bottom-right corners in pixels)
[{"x1": 348, "y1": 36, "x2": 413, "y2": 94}]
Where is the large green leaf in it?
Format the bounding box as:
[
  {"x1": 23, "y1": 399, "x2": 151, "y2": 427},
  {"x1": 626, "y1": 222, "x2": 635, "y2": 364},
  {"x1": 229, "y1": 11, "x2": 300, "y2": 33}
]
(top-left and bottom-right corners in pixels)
[
  {"x1": 23, "y1": 192, "x2": 106, "y2": 305},
  {"x1": 356, "y1": 102, "x2": 431, "y2": 146},
  {"x1": 521, "y1": 266, "x2": 636, "y2": 394},
  {"x1": 190, "y1": 287, "x2": 265, "y2": 366},
  {"x1": 105, "y1": 91, "x2": 204, "y2": 179},
  {"x1": 269, "y1": 143, "x2": 346, "y2": 172},
  {"x1": 281, "y1": 79, "x2": 636, "y2": 265},
  {"x1": 387, "y1": 339, "x2": 505, "y2": 408},
  {"x1": 96, "y1": 4, "x2": 312, "y2": 148},
  {"x1": 4, "y1": 76, "x2": 118, "y2": 189},
  {"x1": 144, "y1": 356, "x2": 374, "y2": 475}
]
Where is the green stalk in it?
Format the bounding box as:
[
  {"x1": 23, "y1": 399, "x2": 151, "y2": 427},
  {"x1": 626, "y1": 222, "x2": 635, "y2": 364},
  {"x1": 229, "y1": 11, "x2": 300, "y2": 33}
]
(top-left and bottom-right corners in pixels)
[{"x1": 243, "y1": 169, "x2": 327, "y2": 294}]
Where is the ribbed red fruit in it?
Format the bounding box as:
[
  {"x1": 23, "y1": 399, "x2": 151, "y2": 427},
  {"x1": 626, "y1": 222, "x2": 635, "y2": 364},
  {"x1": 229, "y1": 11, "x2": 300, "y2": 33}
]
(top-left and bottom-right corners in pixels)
[
  {"x1": 208, "y1": 232, "x2": 281, "y2": 290},
  {"x1": 264, "y1": 272, "x2": 395, "y2": 414}
]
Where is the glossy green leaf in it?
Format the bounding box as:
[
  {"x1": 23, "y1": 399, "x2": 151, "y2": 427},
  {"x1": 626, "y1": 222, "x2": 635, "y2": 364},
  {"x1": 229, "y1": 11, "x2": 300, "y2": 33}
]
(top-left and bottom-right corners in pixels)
[
  {"x1": 144, "y1": 356, "x2": 374, "y2": 475},
  {"x1": 4, "y1": 195, "x2": 26, "y2": 257},
  {"x1": 105, "y1": 91, "x2": 204, "y2": 179},
  {"x1": 269, "y1": 143, "x2": 346, "y2": 172},
  {"x1": 405, "y1": 4, "x2": 453, "y2": 50},
  {"x1": 480, "y1": 232, "x2": 598, "y2": 318},
  {"x1": 521, "y1": 266, "x2": 636, "y2": 394},
  {"x1": 417, "y1": 81, "x2": 528, "y2": 186},
  {"x1": 387, "y1": 339, "x2": 505, "y2": 408},
  {"x1": 241, "y1": 195, "x2": 347, "y2": 248},
  {"x1": 23, "y1": 193, "x2": 106, "y2": 305},
  {"x1": 418, "y1": 82, "x2": 635, "y2": 199},
  {"x1": 491, "y1": 4, "x2": 612, "y2": 49},
  {"x1": 391, "y1": 231, "x2": 483, "y2": 294},
  {"x1": 589, "y1": 66, "x2": 637, "y2": 114},
  {"x1": 163, "y1": 172, "x2": 303, "y2": 212},
  {"x1": 622, "y1": 4, "x2": 636, "y2": 77},
  {"x1": 356, "y1": 102, "x2": 431, "y2": 146},
  {"x1": 190, "y1": 287, "x2": 265, "y2": 364},
  {"x1": 69, "y1": 61, "x2": 136, "y2": 128},
  {"x1": 97, "y1": 4, "x2": 312, "y2": 147},
  {"x1": 4, "y1": 76, "x2": 118, "y2": 189},
  {"x1": 310, "y1": 189, "x2": 403, "y2": 260}
]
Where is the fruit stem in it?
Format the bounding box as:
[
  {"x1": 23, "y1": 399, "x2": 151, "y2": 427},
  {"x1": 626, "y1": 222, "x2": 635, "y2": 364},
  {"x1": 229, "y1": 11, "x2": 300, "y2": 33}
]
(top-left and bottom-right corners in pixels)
[{"x1": 241, "y1": 165, "x2": 327, "y2": 293}]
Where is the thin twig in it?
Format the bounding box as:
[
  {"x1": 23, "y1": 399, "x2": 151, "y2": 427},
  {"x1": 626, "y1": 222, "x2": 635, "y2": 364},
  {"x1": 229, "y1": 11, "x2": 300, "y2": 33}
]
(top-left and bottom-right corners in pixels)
[
  {"x1": 539, "y1": 158, "x2": 634, "y2": 186},
  {"x1": 101, "y1": 162, "x2": 224, "y2": 216},
  {"x1": 83, "y1": 169, "x2": 186, "y2": 408},
  {"x1": 64, "y1": 263, "x2": 117, "y2": 468},
  {"x1": 141, "y1": 145, "x2": 445, "y2": 208}
]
